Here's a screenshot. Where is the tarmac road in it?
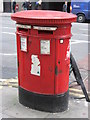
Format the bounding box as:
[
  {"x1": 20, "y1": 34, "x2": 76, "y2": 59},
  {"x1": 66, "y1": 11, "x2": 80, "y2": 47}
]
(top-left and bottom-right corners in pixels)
[{"x1": 0, "y1": 16, "x2": 89, "y2": 79}]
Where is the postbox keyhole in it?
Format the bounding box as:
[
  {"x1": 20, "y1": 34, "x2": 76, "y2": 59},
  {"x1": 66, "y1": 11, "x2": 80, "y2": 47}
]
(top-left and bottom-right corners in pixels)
[
  {"x1": 37, "y1": 71, "x2": 39, "y2": 74},
  {"x1": 58, "y1": 61, "x2": 60, "y2": 64}
]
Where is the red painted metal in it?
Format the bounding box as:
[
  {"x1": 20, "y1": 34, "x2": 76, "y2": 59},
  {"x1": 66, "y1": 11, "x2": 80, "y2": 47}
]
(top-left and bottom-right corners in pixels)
[
  {"x1": 11, "y1": 10, "x2": 76, "y2": 25},
  {"x1": 11, "y1": 10, "x2": 77, "y2": 95}
]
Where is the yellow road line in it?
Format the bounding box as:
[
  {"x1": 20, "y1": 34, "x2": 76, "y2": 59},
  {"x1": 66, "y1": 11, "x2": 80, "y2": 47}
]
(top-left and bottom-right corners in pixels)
[
  {"x1": 69, "y1": 88, "x2": 83, "y2": 93},
  {"x1": 69, "y1": 92, "x2": 85, "y2": 98},
  {"x1": 69, "y1": 88, "x2": 90, "y2": 94},
  {"x1": 9, "y1": 86, "x2": 12, "y2": 88},
  {"x1": 0, "y1": 86, "x2": 3, "y2": 89}
]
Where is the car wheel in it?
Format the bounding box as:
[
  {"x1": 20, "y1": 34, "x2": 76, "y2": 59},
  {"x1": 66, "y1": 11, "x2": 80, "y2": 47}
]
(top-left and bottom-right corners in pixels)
[{"x1": 77, "y1": 14, "x2": 85, "y2": 23}]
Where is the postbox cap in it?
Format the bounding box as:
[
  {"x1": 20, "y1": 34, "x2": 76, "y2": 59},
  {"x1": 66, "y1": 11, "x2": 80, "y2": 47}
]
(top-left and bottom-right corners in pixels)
[{"x1": 11, "y1": 10, "x2": 77, "y2": 25}]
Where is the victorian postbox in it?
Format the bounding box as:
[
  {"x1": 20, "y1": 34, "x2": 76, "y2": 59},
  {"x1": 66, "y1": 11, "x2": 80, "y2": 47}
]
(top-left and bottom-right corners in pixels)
[{"x1": 11, "y1": 10, "x2": 76, "y2": 112}]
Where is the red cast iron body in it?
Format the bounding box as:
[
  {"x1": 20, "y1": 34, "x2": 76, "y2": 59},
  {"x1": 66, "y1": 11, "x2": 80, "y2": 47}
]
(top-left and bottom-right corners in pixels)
[{"x1": 11, "y1": 10, "x2": 76, "y2": 112}]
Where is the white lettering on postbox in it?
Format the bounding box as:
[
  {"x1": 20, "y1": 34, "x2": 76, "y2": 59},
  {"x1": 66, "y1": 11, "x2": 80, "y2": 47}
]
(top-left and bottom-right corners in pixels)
[
  {"x1": 41, "y1": 40, "x2": 50, "y2": 55},
  {"x1": 31, "y1": 55, "x2": 40, "y2": 76},
  {"x1": 20, "y1": 36, "x2": 27, "y2": 52}
]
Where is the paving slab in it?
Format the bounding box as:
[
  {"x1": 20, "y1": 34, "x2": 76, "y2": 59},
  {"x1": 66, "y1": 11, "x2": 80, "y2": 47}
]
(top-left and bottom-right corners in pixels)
[
  {"x1": 1, "y1": 86, "x2": 49, "y2": 118},
  {"x1": 2, "y1": 113, "x2": 14, "y2": 118},
  {"x1": 0, "y1": 113, "x2": 2, "y2": 120},
  {"x1": 3, "y1": 103, "x2": 49, "y2": 118},
  {"x1": 0, "y1": 86, "x2": 89, "y2": 119},
  {"x1": 2, "y1": 86, "x2": 18, "y2": 111},
  {"x1": 45, "y1": 99, "x2": 88, "y2": 118},
  {"x1": 0, "y1": 86, "x2": 2, "y2": 113},
  {"x1": 0, "y1": 13, "x2": 11, "y2": 17},
  {"x1": 89, "y1": 103, "x2": 90, "y2": 119}
]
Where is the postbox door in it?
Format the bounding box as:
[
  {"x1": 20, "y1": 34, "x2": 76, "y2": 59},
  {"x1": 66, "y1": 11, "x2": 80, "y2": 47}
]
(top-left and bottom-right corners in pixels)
[
  {"x1": 55, "y1": 39, "x2": 70, "y2": 94},
  {"x1": 18, "y1": 35, "x2": 56, "y2": 95}
]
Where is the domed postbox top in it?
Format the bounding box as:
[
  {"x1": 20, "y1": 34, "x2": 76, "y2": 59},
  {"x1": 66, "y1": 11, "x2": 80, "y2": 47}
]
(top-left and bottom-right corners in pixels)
[{"x1": 11, "y1": 10, "x2": 77, "y2": 25}]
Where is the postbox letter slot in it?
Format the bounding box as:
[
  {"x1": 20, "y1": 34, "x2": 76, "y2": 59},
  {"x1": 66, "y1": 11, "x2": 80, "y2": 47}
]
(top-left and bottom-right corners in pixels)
[
  {"x1": 33, "y1": 26, "x2": 57, "y2": 31},
  {"x1": 16, "y1": 24, "x2": 31, "y2": 29},
  {"x1": 18, "y1": 28, "x2": 28, "y2": 33},
  {"x1": 38, "y1": 30, "x2": 53, "y2": 35}
]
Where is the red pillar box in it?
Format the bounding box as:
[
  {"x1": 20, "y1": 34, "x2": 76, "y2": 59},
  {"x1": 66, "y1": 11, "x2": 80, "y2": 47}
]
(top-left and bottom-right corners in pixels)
[{"x1": 11, "y1": 10, "x2": 76, "y2": 112}]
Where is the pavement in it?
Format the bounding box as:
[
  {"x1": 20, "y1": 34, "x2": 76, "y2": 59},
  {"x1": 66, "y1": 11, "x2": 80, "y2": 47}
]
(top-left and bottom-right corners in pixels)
[
  {"x1": 0, "y1": 85, "x2": 89, "y2": 119},
  {"x1": 0, "y1": 12, "x2": 90, "y2": 119},
  {"x1": 0, "y1": 13, "x2": 12, "y2": 17}
]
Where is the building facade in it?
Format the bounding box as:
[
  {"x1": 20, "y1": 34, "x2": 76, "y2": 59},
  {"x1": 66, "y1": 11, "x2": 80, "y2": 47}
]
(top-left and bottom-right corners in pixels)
[
  {"x1": 1, "y1": 0, "x2": 71, "y2": 13},
  {"x1": 0, "y1": 0, "x2": 3, "y2": 12}
]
